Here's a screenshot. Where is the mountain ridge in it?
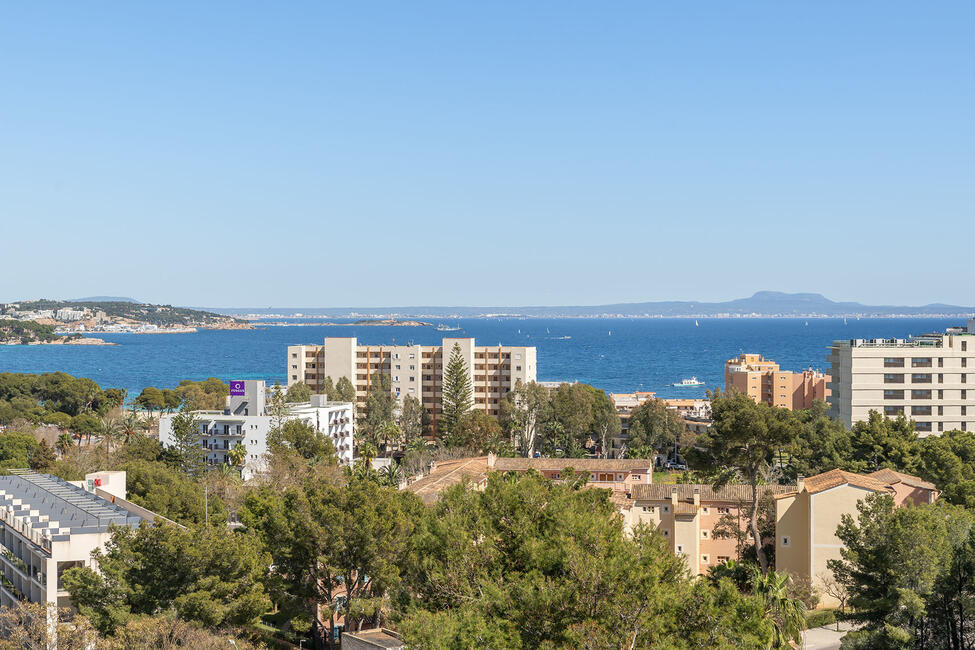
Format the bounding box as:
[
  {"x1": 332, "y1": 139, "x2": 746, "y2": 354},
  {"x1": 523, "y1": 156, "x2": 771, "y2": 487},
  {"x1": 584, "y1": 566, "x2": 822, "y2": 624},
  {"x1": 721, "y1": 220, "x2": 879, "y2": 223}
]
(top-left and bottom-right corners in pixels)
[{"x1": 196, "y1": 292, "x2": 975, "y2": 318}]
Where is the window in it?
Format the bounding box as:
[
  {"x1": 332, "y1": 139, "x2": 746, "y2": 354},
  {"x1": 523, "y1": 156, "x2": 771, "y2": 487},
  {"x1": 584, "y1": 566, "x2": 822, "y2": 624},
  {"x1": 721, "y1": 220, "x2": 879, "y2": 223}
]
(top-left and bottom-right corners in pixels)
[
  {"x1": 964, "y1": 358, "x2": 969, "y2": 368},
  {"x1": 912, "y1": 374, "x2": 932, "y2": 383},
  {"x1": 515, "y1": 354, "x2": 522, "y2": 360},
  {"x1": 717, "y1": 556, "x2": 730, "y2": 563},
  {"x1": 663, "y1": 530, "x2": 670, "y2": 537},
  {"x1": 662, "y1": 505, "x2": 670, "y2": 513},
  {"x1": 884, "y1": 406, "x2": 904, "y2": 416},
  {"x1": 964, "y1": 406, "x2": 968, "y2": 416},
  {"x1": 393, "y1": 376, "x2": 400, "y2": 382},
  {"x1": 701, "y1": 555, "x2": 710, "y2": 564},
  {"x1": 884, "y1": 374, "x2": 904, "y2": 383},
  {"x1": 964, "y1": 374, "x2": 969, "y2": 384},
  {"x1": 717, "y1": 507, "x2": 730, "y2": 514},
  {"x1": 939, "y1": 422, "x2": 944, "y2": 432},
  {"x1": 884, "y1": 358, "x2": 905, "y2": 368},
  {"x1": 702, "y1": 507, "x2": 709, "y2": 515},
  {"x1": 394, "y1": 353, "x2": 399, "y2": 359},
  {"x1": 884, "y1": 390, "x2": 904, "y2": 400},
  {"x1": 782, "y1": 536, "x2": 791, "y2": 547},
  {"x1": 675, "y1": 544, "x2": 684, "y2": 554},
  {"x1": 633, "y1": 475, "x2": 642, "y2": 481},
  {"x1": 916, "y1": 422, "x2": 932, "y2": 432},
  {"x1": 939, "y1": 406, "x2": 944, "y2": 416},
  {"x1": 516, "y1": 366, "x2": 522, "y2": 371},
  {"x1": 939, "y1": 358, "x2": 944, "y2": 368},
  {"x1": 912, "y1": 357, "x2": 933, "y2": 368},
  {"x1": 939, "y1": 390, "x2": 944, "y2": 399},
  {"x1": 409, "y1": 353, "x2": 415, "y2": 359},
  {"x1": 292, "y1": 353, "x2": 297, "y2": 358},
  {"x1": 701, "y1": 530, "x2": 709, "y2": 539},
  {"x1": 964, "y1": 422, "x2": 969, "y2": 431},
  {"x1": 964, "y1": 390, "x2": 968, "y2": 400},
  {"x1": 410, "y1": 365, "x2": 415, "y2": 370},
  {"x1": 939, "y1": 374, "x2": 944, "y2": 383},
  {"x1": 911, "y1": 390, "x2": 932, "y2": 400},
  {"x1": 912, "y1": 405, "x2": 932, "y2": 416},
  {"x1": 409, "y1": 376, "x2": 415, "y2": 382},
  {"x1": 395, "y1": 364, "x2": 400, "y2": 370},
  {"x1": 964, "y1": 341, "x2": 969, "y2": 352}
]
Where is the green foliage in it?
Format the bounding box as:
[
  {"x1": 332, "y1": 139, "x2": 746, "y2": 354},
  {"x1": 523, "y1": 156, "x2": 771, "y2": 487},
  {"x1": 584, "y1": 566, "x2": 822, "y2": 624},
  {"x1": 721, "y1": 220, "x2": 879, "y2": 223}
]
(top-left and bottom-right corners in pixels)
[
  {"x1": 362, "y1": 373, "x2": 397, "y2": 451},
  {"x1": 443, "y1": 409, "x2": 508, "y2": 453},
  {"x1": 122, "y1": 460, "x2": 227, "y2": 526},
  {"x1": 269, "y1": 419, "x2": 338, "y2": 464},
  {"x1": 167, "y1": 407, "x2": 205, "y2": 476},
  {"x1": 173, "y1": 378, "x2": 229, "y2": 411},
  {"x1": 0, "y1": 372, "x2": 117, "y2": 424},
  {"x1": 284, "y1": 381, "x2": 311, "y2": 403},
  {"x1": 689, "y1": 390, "x2": 797, "y2": 571},
  {"x1": 28, "y1": 439, "x2": 56, "y2": 471},
  {"x1": 0, "y1": 318, "x2": 61, "y2": 343},
  {"x1": 805, "y1": 609, "x2": 836, "y2": 629},
  {"x1": 829, "y1": 492, "x2": 975, "y2": 649},
  {"x1": 334, "y1": 376, "x2": 356, "y2": 403},
  {"x1": 917, "y1": 428, "x2": 975, "y2": 508},
  {"x1": 0, "y1": 432, "x2": 39, "y2": 472},
  {"x1": 11, "y1": 299, "x2": 245, "y2": 327},
  {"x1": 626, "y1": 397, "x2": 685, "y2": 451},
  {"x1": 241, "y1": 476, "x2": 418, "y2": 647},
  {"x1": 499, "y1": 379, "x2": 550, "y2": 457},
  {"x1": 398, "y1": 394, "x2": 425, "y2": 443},
  {"x1": 397, "y1": 472, "x2": 778, "y2": 649},
  {"x1": 62, "y1": 522, "x2": 270, "y2": 635},
  {"x1": 439, "y1": 343, "x2": 472, "y2": 436}
]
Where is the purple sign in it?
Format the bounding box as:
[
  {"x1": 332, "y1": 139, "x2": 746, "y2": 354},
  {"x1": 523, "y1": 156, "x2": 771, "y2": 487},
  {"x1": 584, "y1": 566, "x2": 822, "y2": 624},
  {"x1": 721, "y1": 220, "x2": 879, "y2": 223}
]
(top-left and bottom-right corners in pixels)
[{"x1": 230, "y1": 380, "x2": 246, "y2": 396}]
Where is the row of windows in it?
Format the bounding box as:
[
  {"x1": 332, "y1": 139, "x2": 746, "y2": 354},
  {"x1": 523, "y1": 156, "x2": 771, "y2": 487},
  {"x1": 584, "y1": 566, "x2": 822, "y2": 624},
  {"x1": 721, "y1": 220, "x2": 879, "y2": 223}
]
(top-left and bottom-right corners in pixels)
[
  {"x1": 885, "y1": 354, "x2": 971, "y2": 368},
  {"x1": 884, "y1": 389, "x2": 969, "y2": 400}
]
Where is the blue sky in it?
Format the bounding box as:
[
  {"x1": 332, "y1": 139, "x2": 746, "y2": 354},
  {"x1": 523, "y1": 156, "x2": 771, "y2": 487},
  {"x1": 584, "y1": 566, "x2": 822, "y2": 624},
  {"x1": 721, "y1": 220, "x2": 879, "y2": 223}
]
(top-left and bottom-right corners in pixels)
[{"x1": 2, "y1": 2, "x2": 973, "y2": 308}]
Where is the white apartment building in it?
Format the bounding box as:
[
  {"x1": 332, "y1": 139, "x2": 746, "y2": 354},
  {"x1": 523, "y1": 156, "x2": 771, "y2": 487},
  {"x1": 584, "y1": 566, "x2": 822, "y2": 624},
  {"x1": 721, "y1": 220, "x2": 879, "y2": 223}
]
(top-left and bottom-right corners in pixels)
[
  {"x1": 827, "y1": 319, "x2": 975, "y2": 433},
  {"x1": 0, "y1": 470, "x2": 163, "y2": 610},
  {"x1": 159, "y1": 380, "x2": 354, "y2": 478},
  {"x1": 287, "y1": 337, "x2": 537, "y2": 428}
]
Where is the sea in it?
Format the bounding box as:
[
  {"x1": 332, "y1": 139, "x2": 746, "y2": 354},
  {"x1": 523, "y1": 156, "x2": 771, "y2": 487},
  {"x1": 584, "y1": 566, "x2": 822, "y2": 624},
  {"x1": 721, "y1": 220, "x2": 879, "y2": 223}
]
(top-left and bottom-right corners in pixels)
[{"x1": 0, "y1": 318, "x2": 963, "y2": 400}]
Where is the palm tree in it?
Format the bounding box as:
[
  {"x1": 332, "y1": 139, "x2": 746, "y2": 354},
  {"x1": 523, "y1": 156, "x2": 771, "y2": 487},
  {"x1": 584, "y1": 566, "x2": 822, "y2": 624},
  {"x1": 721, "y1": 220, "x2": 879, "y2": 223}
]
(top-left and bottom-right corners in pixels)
[
  {"x1": 380, "y1": 463, "x2": 402, "y2": 488},
  {"x1": 96, "y1": 418, "x2": 123, "y2": 455},
  {"x1": 228, "y1": 443, "x2": 247, "y2": 468},
  {"x1": 750, "y1": 568, "x2": 805, "y2": 648},
  {"x1": 55, "y1": 433, "x2": 74, "y2": 457},
  {"x1": 120, "y1": 412, "x2": 141, "y2": 444},
  {"x1": 140, "y1": 414, "x2": 158, "y2": 437},
  {"x1": 359, "y1": 442, "x2": 378, "y2": 468}
]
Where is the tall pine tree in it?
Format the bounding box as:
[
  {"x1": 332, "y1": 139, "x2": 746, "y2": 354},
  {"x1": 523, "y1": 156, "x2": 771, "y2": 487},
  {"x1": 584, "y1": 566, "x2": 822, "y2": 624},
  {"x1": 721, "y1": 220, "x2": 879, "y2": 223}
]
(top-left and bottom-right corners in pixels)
[{"x1": 440, "y1": 343, "x2": 473, "y2": 436}]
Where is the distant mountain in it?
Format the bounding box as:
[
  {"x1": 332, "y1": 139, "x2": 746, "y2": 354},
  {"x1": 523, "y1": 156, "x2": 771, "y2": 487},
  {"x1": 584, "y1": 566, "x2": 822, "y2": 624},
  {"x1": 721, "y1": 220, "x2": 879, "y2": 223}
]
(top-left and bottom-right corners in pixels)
[
  {"x1": 67, "y1": 296, "x2": 140, "y2": 303},
  {"x1": 201, "y1": 292, "x2": 975, "y2": 319}
]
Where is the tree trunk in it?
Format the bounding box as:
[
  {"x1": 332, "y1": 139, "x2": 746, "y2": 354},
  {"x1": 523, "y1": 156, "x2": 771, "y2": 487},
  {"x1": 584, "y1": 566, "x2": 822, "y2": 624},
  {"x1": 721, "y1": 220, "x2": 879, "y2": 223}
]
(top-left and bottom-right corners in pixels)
[{"x1": 750, "y1": 479, "x2": 768, "y2": 572}]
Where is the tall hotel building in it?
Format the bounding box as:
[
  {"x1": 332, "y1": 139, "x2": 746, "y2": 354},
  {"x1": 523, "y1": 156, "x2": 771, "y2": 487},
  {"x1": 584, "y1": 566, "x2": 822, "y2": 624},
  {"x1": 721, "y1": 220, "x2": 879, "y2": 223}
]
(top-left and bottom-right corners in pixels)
[
  {"x1": 287, "y1": 338, "x2": 537, "y2": 426},
  {"x1": 827, "y1": 319, "x2": 975, "y2": 433}
]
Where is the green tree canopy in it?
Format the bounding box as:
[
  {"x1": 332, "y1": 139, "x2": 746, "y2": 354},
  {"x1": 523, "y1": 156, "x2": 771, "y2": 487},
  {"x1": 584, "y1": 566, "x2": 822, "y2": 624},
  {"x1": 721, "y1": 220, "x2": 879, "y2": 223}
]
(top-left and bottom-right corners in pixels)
[
  {"x1": 63, "y1": 522, "x2": 270, "y2": 635},
  {"x1": 285, "y1": 381, "x2": 312, "y2": 404}
]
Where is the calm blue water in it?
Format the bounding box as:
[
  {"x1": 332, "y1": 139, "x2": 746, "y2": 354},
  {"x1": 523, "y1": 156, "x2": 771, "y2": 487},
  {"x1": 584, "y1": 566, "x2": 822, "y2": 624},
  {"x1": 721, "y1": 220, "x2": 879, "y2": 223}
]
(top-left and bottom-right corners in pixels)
[{"x1": 0, "y1": 318, "x2": 961, "y2": 400}]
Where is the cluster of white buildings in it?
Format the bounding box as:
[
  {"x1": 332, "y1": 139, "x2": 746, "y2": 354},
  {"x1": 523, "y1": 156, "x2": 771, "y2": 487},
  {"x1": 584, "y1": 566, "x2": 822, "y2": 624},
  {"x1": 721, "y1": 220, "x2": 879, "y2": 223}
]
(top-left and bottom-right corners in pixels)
[{"x1": 159, "y1": 380, "x2": 354, "y2": 479}]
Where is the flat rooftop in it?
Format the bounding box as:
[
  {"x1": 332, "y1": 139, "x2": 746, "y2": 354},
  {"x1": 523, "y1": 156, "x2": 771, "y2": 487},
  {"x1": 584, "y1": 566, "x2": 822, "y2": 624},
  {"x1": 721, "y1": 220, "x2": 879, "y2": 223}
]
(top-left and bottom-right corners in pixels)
[{"x1": 0, "y1": 471, "x2": 146, "y2": 538}]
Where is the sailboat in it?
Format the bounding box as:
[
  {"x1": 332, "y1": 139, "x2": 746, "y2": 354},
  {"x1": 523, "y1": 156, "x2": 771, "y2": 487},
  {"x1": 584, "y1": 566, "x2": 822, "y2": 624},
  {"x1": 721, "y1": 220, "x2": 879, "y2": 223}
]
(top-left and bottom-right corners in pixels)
[{"x1": 695, "y1": 320, "x2": 699, "y2": 327}]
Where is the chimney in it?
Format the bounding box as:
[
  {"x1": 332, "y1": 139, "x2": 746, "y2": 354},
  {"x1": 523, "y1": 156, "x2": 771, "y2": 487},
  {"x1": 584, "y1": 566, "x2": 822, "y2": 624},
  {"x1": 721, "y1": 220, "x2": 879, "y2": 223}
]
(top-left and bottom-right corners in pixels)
[
  {"x1": 671, "y1": 486, "x2": 678, "y2": 507},
  {"x1": 692, "y1": 487, "x2": 700, "y2": 506},
  {"x1": 797, "y1": 475, "x2": 805, "y2": 492},
  {"x1": 487, "y1": 452, "x2": 496, "y2": 470}
]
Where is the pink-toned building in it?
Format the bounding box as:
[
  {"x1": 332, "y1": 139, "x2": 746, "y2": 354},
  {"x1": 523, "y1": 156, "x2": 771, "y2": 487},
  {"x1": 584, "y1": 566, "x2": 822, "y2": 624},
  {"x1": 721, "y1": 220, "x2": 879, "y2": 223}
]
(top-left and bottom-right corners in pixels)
[
  {"x1": 626, "y1": 483, "x2": 796, "y2": 574},
  {"x1": 725, "y1": 353, "x2": 829, "y2": 410}
]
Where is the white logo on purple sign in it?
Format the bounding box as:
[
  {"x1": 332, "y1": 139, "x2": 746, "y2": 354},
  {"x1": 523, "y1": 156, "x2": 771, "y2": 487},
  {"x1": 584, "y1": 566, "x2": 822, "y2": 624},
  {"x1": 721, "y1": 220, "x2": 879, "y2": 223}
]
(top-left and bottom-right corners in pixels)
[{"x1": 230, "y1": 380, "x2": 246, "y2": 396}]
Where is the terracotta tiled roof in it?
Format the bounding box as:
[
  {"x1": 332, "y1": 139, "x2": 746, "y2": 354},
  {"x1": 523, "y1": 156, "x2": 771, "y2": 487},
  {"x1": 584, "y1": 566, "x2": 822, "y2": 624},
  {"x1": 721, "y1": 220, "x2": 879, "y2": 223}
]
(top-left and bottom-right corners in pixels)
[
  {"x1": 801, "y1": 469, "x2": 891, "y2": 495},
  {"x1": 673, "y1": 502, "x2": 699, "y2": 515},
  {"x1": 867, "y1": 469, "x2": 937, "y2": 491},
  {"x1": 404, "y1": 456, "x2": 490, "y2": 505},
  {"x1": 631, "y1": 483, "x2": 796, "y2": 502},
  {"x1": 493, "y1": 458, "x2": 654, "y2": 472}
]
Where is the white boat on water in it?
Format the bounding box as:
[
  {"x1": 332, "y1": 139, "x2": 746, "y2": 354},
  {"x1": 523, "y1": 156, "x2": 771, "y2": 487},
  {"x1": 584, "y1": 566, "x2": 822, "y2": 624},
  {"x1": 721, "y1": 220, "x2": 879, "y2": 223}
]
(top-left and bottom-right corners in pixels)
[
  {"x1": 672, "y1": 377, "x2": 705, "y2": 387},
  {"x1": 435, "y1": 323, "x2": 461, "y2": 332}
]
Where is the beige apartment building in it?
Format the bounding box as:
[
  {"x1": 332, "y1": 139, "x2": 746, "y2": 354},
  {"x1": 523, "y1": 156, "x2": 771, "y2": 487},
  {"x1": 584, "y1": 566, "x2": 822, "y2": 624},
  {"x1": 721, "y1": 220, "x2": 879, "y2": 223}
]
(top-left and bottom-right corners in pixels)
[
  {"x1": 627, "y1": 483, "x2": 795, "y2": 575},
  {"x1": 775, "y1": 468, "x2": 937, "y2": 608},
  {"x1": 826, "y1": 320, "x2": 975, "y2": 432},
  {"x1": 287, "y1": 337, "x2": 536, "y2": 426},
  {"x1": 725, "y1": 353, "x2": 829, "y2": 410}
]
